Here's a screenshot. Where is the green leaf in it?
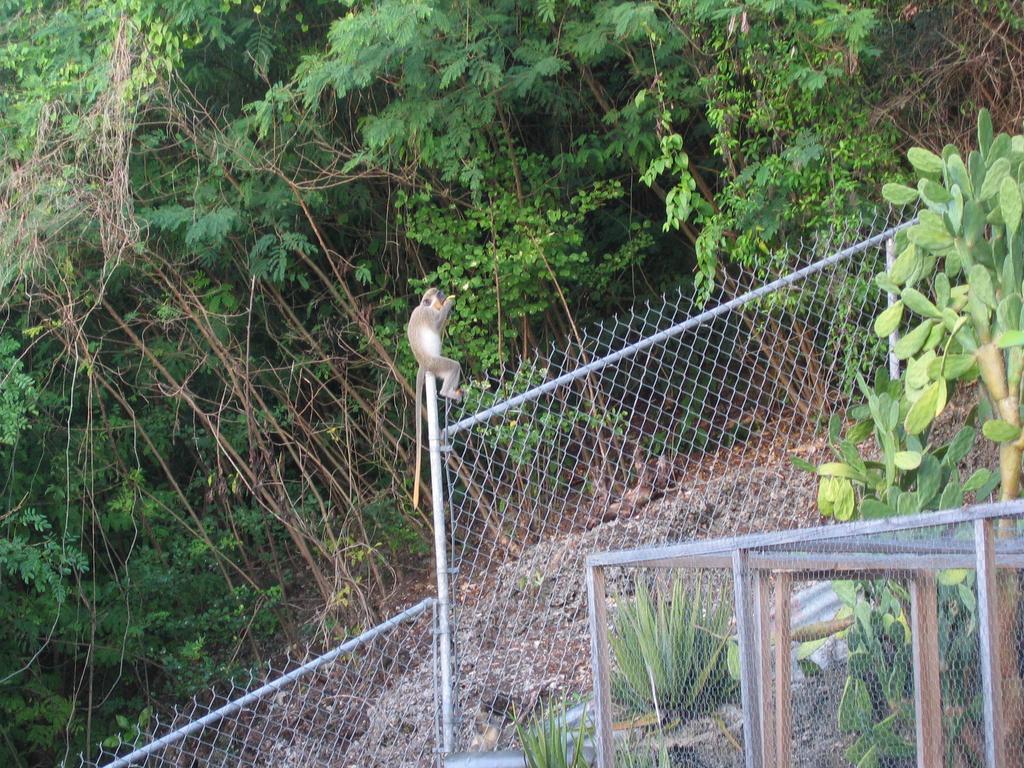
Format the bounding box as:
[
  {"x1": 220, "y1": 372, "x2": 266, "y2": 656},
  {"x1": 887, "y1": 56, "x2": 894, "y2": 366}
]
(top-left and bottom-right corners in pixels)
[
  {"x1": 901, "y1": 288, "x2": 941, "y2": 319},
  {"x1": 931, "y1": 353, "x2": 976, "y2": 380},
  {"x1": 998, "y1": 293, "x2": 1021, "y2": 331},
  {"x1": 838, "y1": 676, "x2": 873, "y2": 732},
  {"x1": 963, "y1": 468, "x2": 994, "y2": 494},
  {"x1": 934, "y1": 272, "x2": 951, "y2": 309},
  {"x1": 996, "y1": 330, "x2": 1024, "y2": 348},
  {"x1": 845, "y1": 733, "x2": 873, "y2": 767},
  {"x1": 964, "y1": 199, "x2": 986, "y2": 246},
  {"x1": 917, "y1": 454, "x2": 942, "y2": 504},
  {"x1": 975, "y1": 470, "x2": 1001, "y2": 500},
  {"x1": 727, "y1": 640, "x2": 740, "y2": 679},
  {"x1": 875, "y1": 272, "x2": 900, "y2": 294},
  {"x1": 945, "y1": 426, "x2": 976, "y2": 464},
  {"x1": 907, "y1": 147, "x2": 944, "y2": 177},
  {"x1": 918, "y1": 178, "x2": 951, "y2": 207},
  {"x1": 908, "y1": 218, "x2": 953, "y2": 252},
  {"x1": 882, "y1": 183, "x2": 919, "y2": 206},
  {"x1": 907, "y1": 351, "x2": 936, "y2": 390},
  {"x1": 897, "y1": 490, "x2": 922, "y2": 515},
  {"x1": 946, "y1": 154, "x2": 973, "y2": 198},
  {"x1": 938, "y1": 480, "x2": 964, "y2": 510},
  {"x1": 790, "y1": 455, "x2": 817, "y2": 472},
  {"x1": 904, "y1": 380, "x2": 944, "y2": 434},
  {"x1": 818, "y1": 462, "x2": 860, "y2": 479},
  {"x1": 999, "y1": 177, "x2": 1022, "y2": 235},
  {"x1": 439, "y1": 56, "x2": 469, "y2": 89},
  {"x1": 969, "y1": 264, "x2": 996, "y2": 308},
  {"x1": 979, "y1": 158, "x2": 1010, "y2": 201},
  {"x1": 923, "y1": 321, "x2": 945, "y2": 354},
  {"x1": 938, "y1": 569, "x2": 969, "y2": 586},
  {"x1": 860, "y1": 499, "x2": 893, "y2": 519},
  {"x1": 184, "y1": 207, "x2": 239, "y2": 247},
  {"x1": 795, "y1": 636, "x2": 828, "y2": 661},
  {"x1": 846, "y1": 419, "x2": 874, "y2": 445},
  {"x1": 894, "y1": 320, "x2": 934, "y2": 360},
  {"x1": 948, "y1": 185, "x2": 965, "y2": 234},
  {"x1": 833, "y1": 580, "x2": 857, "y2": 606},
  {"x1": 818, "y1": 476, "x2": 855, "y2": 519},
  {"x1": 894, "y1": 451, "x2": 921, "y2": 470},
  {"x1": 888, "y1": 243, "x2": 920, "y2": 287},
  {"x1": 856, "y1": 744, "x2": 880, "y2": 768},
  {"x1": 983, "y1": 419, "x2": 1021, "y2": 443},
  {"x1": 940, "y1": 307, "x2": 960, "y2": 331},
  {"x1": 834, "y1": 478, "x2": 856, "y2": 521},
  {"x1": 978, "y1": 109, "x2": 994, "y2": 156},
  {"x1": 873, "y1": 302, "x2": 903, "y2": 337}
]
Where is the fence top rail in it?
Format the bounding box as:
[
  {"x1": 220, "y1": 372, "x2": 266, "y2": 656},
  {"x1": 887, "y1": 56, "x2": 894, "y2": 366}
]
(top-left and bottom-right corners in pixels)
[
  {"x1": 94, "y1": 597, "x2": 436, "y2": 768},
  {"x1": 444, "y1": 219, "x2": 916, "y2": 440},
  {"x1": 587, "y1": 501, "x2": 1024, "y2": 569}
]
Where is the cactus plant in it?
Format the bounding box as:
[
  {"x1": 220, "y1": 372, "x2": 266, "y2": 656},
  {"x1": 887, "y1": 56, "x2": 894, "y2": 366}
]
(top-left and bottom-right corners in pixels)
[
  {"x1": 805, "y1": 110, "x2": 1024, "y2": 766},
  {"x1": 879, "y1": 110, "x2": 1024, "y2": 498},
  {"x1": 873, "y1": 108, "x2": 1024, "y2": 763}
]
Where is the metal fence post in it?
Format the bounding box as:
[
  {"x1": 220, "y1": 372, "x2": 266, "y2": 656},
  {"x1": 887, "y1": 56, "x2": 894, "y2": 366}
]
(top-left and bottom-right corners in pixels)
[
  {"x1": 425, "y1": 372, "x2": 456, "y2": 753},
  {"x1": 886, "y1": 237, "x2": 900, "y2": 381},
  {"x1": 733, "y1": 549, "x2": 763, "y2": 768},
  {"x1": 587, "y1": 562, "x2": 614, "y2": 768}
]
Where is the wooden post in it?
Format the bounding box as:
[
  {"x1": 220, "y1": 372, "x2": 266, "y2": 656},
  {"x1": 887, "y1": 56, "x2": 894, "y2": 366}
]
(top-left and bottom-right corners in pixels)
[
  {"x1": 909, "y1": 572, "x2": 942, "y2": 768},
  {"x1": 733, "y1": 549, "x2": 763, "y2": 768},
  {"x1": 587, "y1": 564, "x2": 615, "y2": 768},
  {"x1": 774, "y1": 573, "x2": 793, "y2": 768},
  {"x1": 975, "y1": 518, "x2": 1006, "y2": 768}
]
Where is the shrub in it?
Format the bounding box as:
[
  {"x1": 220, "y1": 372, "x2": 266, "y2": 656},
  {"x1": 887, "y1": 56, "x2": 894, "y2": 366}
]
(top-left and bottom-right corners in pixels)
[
  {"x1": 515, "y1": 699, "x2": 590, "y2": 768},
  {"x1": 610, "y1": 577, "x2": 737, "y2": 720}
]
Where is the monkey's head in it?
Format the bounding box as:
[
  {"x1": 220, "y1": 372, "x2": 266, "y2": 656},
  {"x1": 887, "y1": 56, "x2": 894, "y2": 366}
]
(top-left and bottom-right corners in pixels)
[{"x1": 420, "y1": 287, "x2": 449, "y2": 310}]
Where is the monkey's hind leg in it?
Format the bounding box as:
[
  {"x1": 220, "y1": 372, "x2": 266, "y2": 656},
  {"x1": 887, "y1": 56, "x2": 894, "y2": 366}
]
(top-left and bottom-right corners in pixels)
[{"x1": 438, "y1": 359, "x2": 463, "y2": 401}]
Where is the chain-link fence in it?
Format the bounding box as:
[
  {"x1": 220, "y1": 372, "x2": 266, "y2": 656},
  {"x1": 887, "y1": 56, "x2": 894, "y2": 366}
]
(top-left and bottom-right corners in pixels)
[
  {"x1": 80, "y1": 208, "x2": 944, "y2": 767},
  {"x1": 440, "y1": 209, "x2": 918, "y2": 751},
  {"x1": 587, "y1": 502, "x2": 1024, "y2": 768},
  {"x1": 79, "y1": 599, "x2": 439, "y2": 768}
]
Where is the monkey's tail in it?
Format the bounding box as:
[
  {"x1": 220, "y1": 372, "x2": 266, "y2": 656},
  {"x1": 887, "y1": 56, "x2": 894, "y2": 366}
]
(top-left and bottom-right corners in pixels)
[{"x1": 412, "y1": 368, "x2": 424, "y2": 509}]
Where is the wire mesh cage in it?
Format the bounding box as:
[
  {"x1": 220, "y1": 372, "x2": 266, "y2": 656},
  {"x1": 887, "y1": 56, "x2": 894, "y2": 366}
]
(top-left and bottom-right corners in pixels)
[
  {"x1": 587, "y1": 503, "x2": 1024, "y2": 768},
  {"x1": 440, "y1": 210, "x2": 915, "y2": 749},
  {"x1": 79, "y1": 599, "x2": 439, "y2": 768}
]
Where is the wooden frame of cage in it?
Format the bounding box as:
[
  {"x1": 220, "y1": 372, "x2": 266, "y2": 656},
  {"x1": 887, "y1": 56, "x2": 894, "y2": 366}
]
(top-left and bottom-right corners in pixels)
[{"x1": 586, "y1": 501, "x2": 1024, "y2": 768}]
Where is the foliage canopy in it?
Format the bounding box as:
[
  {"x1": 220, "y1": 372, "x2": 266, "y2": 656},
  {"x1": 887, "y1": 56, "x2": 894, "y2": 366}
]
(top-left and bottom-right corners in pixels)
[{"x1": 1, "y1": 0, "x2": 1021, "y2": 762}]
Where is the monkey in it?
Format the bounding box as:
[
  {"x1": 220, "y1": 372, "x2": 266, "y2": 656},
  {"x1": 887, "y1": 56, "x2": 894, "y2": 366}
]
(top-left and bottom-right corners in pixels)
[{"x1": 408, "y1": 287, "x2": 463, "y2": 508}]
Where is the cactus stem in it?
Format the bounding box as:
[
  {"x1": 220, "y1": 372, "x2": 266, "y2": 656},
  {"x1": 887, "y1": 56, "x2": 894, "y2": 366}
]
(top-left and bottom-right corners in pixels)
[{"x1": 977, "y1": 343, "x2": 1017, "y2": 423}]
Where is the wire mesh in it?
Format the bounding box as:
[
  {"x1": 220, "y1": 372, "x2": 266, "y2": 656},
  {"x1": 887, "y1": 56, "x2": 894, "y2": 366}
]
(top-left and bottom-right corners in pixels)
[
  {"x1": 79, "y1": 599, "x2": 439, "y2": 768},
  {"x1": 73, "y1": 209, "x2": 932, "y2": 767},
  {"x1": 441, "y1": 209, "x2": 914, "y2": 749},
  {"x1": 587, "y1": 504, "x2": 1024, "y2": 767}
]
